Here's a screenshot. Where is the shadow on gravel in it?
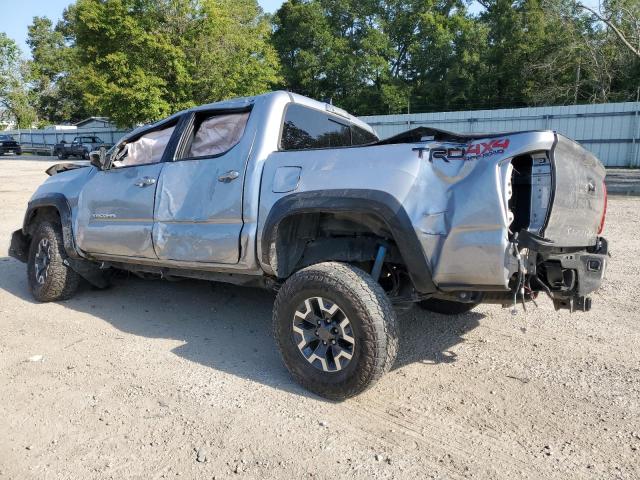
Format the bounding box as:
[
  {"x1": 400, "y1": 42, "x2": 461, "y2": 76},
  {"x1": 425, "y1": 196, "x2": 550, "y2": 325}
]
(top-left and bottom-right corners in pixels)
[
  {"x1": 0, "y1": 256, "x2": 481, "y2": 397},
  {"x1": 395, "y1": 309, "x2": 482, "y2": 368}
]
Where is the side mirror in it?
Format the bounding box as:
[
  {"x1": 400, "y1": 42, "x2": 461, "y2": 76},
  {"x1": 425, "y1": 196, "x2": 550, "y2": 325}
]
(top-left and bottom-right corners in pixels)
[{"x1": 89, "y1": 146, "x2": 108, "y2": 170}]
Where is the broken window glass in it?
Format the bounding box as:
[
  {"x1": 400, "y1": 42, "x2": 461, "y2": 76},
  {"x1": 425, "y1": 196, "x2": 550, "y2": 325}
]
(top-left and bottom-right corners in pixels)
[
  {"x1": 186, "y1": 112, "x2": 250, "y2": 158},
  {"x1": 112, "y1": 125, "x2": 175, "y2": 168}
]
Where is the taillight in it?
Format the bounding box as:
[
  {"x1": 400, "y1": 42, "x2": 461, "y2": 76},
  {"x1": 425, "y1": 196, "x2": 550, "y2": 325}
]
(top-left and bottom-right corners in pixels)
[{"x1": 598, "y1": 182, "x2": 607, "y2": 234}]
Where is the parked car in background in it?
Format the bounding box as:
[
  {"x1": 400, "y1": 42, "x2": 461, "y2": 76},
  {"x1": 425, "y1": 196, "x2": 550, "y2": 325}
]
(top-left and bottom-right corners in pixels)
[
  {"x1": 54, "y1": 136, "x2": 111, "y2": 160},
  {"x1": 0, "y1": 135, "x2": 22, "y2": 155},
  {"x1": 9, "y1": 91, "x2": 608, "y2": 400}
]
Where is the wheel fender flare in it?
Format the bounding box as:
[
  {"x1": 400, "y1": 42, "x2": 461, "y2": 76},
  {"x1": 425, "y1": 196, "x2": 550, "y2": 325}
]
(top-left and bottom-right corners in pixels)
[
  {"x1": 23, "y1": 194, "x2": 82, "y2": 259},
  {"x1": 261, "y1": 189, "x2": 436, "y2": 293}
]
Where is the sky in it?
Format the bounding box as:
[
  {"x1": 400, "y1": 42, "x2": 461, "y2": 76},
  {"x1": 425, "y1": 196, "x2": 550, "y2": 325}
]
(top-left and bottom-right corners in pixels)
[{"x1": 0, "y1": 0, "x2": 286, "y2": 57}]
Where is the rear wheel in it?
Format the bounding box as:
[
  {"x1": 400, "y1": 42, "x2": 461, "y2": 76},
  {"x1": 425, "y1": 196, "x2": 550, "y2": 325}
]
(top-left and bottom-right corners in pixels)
[
  {"x1": 27, "y1": 221, "x2": 80, "y2": 302},
  {"x1": 418, "y1": 298, "x2": 478, "y2": 315},
  {"x1": 273, "y1": 262, "x2": 398, "y2": 400},
  {"x1": 56, "y1": 151, "x2": 67, "y2": 160}
]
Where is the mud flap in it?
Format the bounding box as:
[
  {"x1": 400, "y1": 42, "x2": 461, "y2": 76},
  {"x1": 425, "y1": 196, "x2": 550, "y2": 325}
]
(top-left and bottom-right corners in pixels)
[
  {"x1": 63, "y1": 258, "x2": 111, "y2": 289},
  {"x1": 9, "y1": 229, "x2": 29, "y2": 263}
]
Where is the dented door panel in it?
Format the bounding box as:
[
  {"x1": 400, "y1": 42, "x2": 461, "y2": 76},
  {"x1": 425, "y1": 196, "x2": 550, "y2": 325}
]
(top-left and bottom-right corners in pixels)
[
  {"x1": 76, "y1": 164, "x2": 164, "y2": 258},
  {"x1": 152, "y1": 148, "x2": 245, "y2": 264}
]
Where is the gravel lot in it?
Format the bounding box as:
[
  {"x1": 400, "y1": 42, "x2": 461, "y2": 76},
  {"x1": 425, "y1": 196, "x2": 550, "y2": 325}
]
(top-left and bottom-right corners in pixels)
[{"x1": 0, "y1": 156, "x2": 638, "y2": 480}]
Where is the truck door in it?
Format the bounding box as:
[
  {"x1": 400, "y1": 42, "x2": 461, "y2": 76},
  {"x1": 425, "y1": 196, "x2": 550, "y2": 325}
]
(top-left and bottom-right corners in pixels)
[
  {"x1": 152, "y1": 110, "x2": 252, "y2": 264},
  {"x1": 70, "y1": 138, "x2": 81, "y2": 156},
  {"x1": 75, "y1": 120, "x2": 180, "y2": 258}
]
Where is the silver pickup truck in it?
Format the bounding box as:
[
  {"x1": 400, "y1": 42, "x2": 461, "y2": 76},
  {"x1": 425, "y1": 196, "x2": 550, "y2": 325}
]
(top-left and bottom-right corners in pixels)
[{"x1": 9, "y1": 91, "x2": 608, "y2": 399}]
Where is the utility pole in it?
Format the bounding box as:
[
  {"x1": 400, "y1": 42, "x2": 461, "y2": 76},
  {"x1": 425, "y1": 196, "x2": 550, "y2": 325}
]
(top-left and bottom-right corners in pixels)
[
  {"x1": 633, "y1": 86, "x2": 640, "y2": 168},
  {"x1": 574, "y1": 63, "x2": 581, "y2": 105}
]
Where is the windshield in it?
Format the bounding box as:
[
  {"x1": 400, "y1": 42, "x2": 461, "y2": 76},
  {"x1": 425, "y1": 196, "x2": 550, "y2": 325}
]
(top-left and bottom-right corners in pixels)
[{"x1": 0, "y1": 135, "x2": 15, "y2": 141}]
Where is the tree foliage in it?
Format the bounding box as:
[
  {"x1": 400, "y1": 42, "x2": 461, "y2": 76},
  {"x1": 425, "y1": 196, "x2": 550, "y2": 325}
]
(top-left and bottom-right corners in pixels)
[
  {"x1": 273, "y1": 0, "x2": 640, "y2": 114},
  {"x1": 0, "y1": 33, "x2": 37, "y2": 128},
  {"x1": 26, "y1": 16, "x2": 87, "y2": 124},
  {"x1": 63, "y1": 0, "x2": 281, "y2": 127},
  {"x1": 11, "y1": 0, "x2": 640, "y2": 126},
  {"x1": 23, "y1": 0, "x2": 280, "y2": 128}
]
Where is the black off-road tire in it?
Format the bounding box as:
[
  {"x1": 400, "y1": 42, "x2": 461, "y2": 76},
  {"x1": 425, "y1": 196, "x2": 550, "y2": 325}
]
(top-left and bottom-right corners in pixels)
[
  {"x1": 27, "y1": 221, "x2": 80, "y2": 302},
  {"x1": 273, "y1": 262, "x2": 398, "y2": 400},
  {"x1": 82, "y1": 149, "x2": 90, "y2": 160},
  {"x1": 57, "y1": 151, "x2": 67, "y2": 160},
  {"x1": 418, "y1": 298, "x2": 478, "y2": 315}
]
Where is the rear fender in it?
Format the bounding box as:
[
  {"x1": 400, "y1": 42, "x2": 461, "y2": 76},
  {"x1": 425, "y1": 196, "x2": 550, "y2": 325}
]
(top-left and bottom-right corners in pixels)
[{"x1": 260, "y1": 189, "x2": 437, "y2": 293}]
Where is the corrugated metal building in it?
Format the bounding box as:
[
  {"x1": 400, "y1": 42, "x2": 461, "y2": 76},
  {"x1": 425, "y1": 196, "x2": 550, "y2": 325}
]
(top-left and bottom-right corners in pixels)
[
  {"x1": 361, "y1": 102, "x2": 640, "y2": 167},
  {"x1": 74, "y1": 117, "x2": 116, "y2": 129}
]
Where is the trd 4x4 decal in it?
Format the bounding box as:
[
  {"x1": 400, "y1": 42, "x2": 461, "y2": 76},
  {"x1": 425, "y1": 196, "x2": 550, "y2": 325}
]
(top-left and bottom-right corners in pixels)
[
  {"x1": 465, "y1": 138, "x2": 510, "y2": 160},
  {"x1": 424, "y1": 138, "x2": 511, "y2": 162}
]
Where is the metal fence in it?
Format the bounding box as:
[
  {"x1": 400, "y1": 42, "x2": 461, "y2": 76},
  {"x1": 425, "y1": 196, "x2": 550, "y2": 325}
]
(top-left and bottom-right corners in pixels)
[
  {"x1": 3, "y1": 127, "x2": 130, "y2": 154},
  {"x1": 361, "y1": 101, "x2": 640, "y2": 168},
  {"x1": 4, "y1": 101, "x2": 639, "y2": 166}
]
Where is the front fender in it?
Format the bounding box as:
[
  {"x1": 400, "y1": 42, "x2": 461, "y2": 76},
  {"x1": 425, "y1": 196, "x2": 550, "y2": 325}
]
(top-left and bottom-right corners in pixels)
[{"x1": 22, "y1": 194, "x2": 82, "y2": 259}]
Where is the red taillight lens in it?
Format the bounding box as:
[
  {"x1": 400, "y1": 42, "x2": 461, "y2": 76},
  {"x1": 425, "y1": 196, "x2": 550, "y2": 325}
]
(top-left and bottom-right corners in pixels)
[{"x1": 598, "y1": 182, "x2": 607, "y2": 235}]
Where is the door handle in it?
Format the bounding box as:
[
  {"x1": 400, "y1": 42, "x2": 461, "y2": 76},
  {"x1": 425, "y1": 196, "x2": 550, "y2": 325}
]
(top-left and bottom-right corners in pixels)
[
  {"x1": 134, "y1": 177, "x2": 156, "y2": 187},
  {"x1": 218, "y1": 170, "x2": 240, "y2": 183}
]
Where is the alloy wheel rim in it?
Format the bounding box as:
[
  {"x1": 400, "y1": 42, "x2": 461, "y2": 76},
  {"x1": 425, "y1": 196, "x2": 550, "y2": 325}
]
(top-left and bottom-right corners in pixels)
[
  {"x1": 34, "y1": 238, "x2": 52, "y2": 285},
  {"x1": 292, "y1": 297, "x2": 355, "y2": 372}
]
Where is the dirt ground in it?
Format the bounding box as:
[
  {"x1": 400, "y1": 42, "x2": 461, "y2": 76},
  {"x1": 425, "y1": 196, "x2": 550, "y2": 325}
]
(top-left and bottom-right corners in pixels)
[{"x1": 0, "y1": 156, "x2": 638, "y2": 480}]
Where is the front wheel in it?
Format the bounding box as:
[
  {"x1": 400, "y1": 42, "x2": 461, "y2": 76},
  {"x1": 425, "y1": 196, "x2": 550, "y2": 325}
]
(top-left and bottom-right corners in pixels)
[
  {"x1": 27, "y1": 221, "x2": 80, "y2": 302},
  {"x1": 273, "y1": 262, "x2": 398, "y2": 400}
]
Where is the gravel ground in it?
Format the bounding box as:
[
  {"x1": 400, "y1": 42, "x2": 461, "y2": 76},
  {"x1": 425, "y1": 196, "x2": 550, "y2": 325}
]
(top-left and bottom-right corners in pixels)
[{"x1": 0, "y1": 156, "x2": 638, "y2": 480}]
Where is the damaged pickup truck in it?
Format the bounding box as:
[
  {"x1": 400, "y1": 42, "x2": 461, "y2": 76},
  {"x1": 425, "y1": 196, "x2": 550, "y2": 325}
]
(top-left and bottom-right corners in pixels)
[{"x1": 9, "y1": 92, "x2": 608, "y2": 399}]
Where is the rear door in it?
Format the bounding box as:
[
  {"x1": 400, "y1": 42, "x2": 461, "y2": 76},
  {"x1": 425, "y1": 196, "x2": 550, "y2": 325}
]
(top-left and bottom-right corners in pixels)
[
  {"x1": 75, "y1": 119, "x2": 181, "y2": 258},
  {"x1": 152, "y1": 109, "x2": 252, "y2": 263}
]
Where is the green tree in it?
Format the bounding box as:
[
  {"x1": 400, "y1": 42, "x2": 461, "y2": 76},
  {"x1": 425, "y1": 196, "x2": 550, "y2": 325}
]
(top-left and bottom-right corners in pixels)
[
  {"x1": 60, "y1": 0, "x2": 190, "y2": 127},
  {"x1": 575, "y1": 0, "x2": 640, "y2": 101},
  {"x1": 0, "y1": 33, "x2": 37, "y2": 128},
  {"x1": 273, "y1": 0, "x2": 390, "y2": 112},
  {"x1": 183, "y1": 0, "x2": 282, "y2": 104},
  {"x1": 26, "y1": 16, "x2": 88, "y2": 124},
  {"x1": 534, "y1": 0, "x2": 640, "y2": 104},
  {"x1": 19, "y1": 0, "x2": 640, "y2": 126},
  {"x1": 476, "y1": 0, "x2": 551, "y2": 107},
  {"x1": 273, "y1": 0, "x2": 487, "y2": 114},
  {"x1": 387, "y1": 0, "x2": 487, "y2": 112},
  {"x1": 53, "y1": 0, "x2": 280, "y2": 128}
]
